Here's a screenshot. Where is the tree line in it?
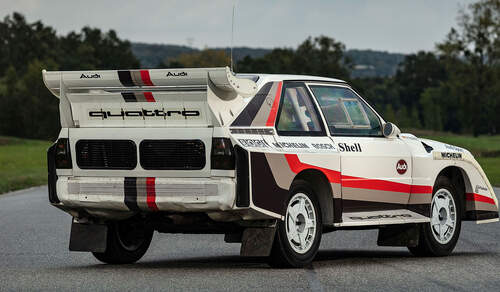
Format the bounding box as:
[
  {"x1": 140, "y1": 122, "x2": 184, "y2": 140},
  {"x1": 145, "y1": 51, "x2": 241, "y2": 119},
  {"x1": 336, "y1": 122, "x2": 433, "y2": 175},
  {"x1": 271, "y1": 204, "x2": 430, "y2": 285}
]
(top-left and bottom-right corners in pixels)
[
  {"x1": 0, "y1": 0, "x2": 498, "y2": 140},
  {"x1": 0, "y1": 13, "x2": 139, "y2": 139}
]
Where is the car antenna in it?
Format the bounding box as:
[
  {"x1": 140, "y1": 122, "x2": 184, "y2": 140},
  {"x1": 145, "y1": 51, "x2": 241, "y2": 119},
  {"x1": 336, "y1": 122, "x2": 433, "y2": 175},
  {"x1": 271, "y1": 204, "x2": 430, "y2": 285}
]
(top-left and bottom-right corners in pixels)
[{"x1": 230, "y1": 0, "x2": 237, "y2": 73}]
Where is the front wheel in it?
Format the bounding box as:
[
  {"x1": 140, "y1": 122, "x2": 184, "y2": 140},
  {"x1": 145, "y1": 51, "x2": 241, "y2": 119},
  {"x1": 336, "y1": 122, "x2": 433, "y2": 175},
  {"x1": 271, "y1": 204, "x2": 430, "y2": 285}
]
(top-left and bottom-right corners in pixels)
[
  {"x1": 408, "y1": 176, "x2": 462, "y2": 256},
  {"x1": 92, "y1": 218, "x2": 153, "y2": 264},
  {"x1": 268, "y1": 180, "x2": 322, "y2": 268}
]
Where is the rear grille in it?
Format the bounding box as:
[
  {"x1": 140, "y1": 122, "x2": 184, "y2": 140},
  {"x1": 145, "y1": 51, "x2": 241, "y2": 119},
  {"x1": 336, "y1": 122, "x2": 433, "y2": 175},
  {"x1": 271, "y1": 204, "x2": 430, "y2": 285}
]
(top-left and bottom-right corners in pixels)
[
  {"x1": 76, "y1": 140, "x2": 137, "y2": 170},
  {"x1": 140, "y1": 140, "x2": 206, "y2": 170}
]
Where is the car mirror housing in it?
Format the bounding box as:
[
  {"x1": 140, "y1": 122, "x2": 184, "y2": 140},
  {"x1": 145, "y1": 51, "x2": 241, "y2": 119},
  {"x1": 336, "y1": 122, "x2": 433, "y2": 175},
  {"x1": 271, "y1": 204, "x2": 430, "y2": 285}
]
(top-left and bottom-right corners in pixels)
[{"x1": 383, "y1": 122, "x2": 401, "y2": 138}]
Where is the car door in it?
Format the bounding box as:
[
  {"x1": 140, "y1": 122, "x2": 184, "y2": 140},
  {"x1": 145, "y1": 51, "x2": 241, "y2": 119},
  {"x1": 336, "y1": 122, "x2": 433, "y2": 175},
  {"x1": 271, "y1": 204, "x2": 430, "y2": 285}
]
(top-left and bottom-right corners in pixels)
[
  {"x1": 307, "y1": 83, "x2": 412, "y2": 215},
  {"x1": 269, "y1": 82, "x2": 342, "y2": 222}
]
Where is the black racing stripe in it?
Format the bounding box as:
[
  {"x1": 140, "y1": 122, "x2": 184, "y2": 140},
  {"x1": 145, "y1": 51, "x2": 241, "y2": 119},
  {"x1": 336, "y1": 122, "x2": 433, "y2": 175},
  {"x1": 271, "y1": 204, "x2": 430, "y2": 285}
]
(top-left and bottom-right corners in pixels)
[
  {"x1": 342, "y1": 200, "x2": 406, "y2": 213},
  {"x1": 251, "y1": 152, "x2": 288, "y2": 215},
  {"x1": 231, "y1": 82, "x2": 274, "y2": 126},
  {"x1": 465, "y1": 210, "x2": 499, "y2": 220},
  {"x1": 121, "y1": 92, "x2": 137, "y2": 102},
  {"x1": 124, "y1": 177, "x2": 139, "y2": 211},
  {"x1": 118, "y1": 70, "x2": 135, "y2": 87}
]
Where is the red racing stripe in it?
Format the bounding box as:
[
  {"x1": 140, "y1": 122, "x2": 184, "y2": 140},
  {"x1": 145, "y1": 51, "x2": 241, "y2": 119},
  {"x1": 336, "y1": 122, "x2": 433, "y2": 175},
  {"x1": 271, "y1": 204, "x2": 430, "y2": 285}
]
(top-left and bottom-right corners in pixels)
[
  {"x1": 140, "y1": 70, "x2": 154, "y2": 86},
  {"x1": 341, "y1": 175, "x2": 411, "y2": 193},
  {"x1": 143, "y1": 92, "x2": 155, "y2": 102},
  {"x1": 466, "y1": 192, "x2": 496, "y2": 205},
  {"x1": 266, "y1": 81, "x2": 283, "y2": 126},
  {"x1": 146, "y1": 177, "x2": 159, "y2": 211},
  {"x1": 285, "y1": 154, "x2": 341, "y2": 183},
  {"x1": 410, "y1": 185, "x2": 433, "y2": 194},
  {"x1": 284, "y1": 154, "x2": 434, "y2": 194}
]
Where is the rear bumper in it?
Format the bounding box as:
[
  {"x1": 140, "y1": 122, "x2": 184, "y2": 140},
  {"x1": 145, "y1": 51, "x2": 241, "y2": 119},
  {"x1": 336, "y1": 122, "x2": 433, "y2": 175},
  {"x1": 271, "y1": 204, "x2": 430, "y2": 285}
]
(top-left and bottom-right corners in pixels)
[{"x1": 53, "y1": 176, "x2": 237, "y2": 214}]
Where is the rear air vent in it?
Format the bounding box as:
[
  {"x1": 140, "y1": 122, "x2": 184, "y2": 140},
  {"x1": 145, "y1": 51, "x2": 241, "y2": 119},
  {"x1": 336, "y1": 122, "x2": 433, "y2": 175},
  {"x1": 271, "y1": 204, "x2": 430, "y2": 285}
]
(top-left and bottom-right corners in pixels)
[
  {"x1": 140, "y1": 140, "x2": 206, "y2": 170},
  {"x1": 76, "y1": 140, "x2": 137, "y2": 170}
]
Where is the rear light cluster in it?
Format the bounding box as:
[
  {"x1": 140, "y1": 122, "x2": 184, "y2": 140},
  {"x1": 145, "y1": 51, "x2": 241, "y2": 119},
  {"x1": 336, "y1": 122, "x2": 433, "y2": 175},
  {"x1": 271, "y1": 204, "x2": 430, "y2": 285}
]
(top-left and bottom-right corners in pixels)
[
  {"x1": 211, "y1": 138, "x2": 235, "y2": 170},
  {"x1": 55, "y1": 138, "x2": 72, "y2": 169}
]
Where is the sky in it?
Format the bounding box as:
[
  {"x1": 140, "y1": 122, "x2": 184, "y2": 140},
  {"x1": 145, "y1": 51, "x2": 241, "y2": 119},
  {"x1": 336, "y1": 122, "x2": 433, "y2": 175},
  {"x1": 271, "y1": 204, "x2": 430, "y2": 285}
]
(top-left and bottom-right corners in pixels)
[{"x1": 0, "y1": 0, "x2": 477, "y2": 53}]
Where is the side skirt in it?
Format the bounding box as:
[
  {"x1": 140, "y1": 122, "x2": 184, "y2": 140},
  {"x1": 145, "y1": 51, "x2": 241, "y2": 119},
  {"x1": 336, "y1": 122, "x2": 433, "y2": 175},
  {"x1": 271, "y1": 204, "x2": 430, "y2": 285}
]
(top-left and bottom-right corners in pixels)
[{"x1": 334, "y1": 209, "x2": 430, "y2": 227}]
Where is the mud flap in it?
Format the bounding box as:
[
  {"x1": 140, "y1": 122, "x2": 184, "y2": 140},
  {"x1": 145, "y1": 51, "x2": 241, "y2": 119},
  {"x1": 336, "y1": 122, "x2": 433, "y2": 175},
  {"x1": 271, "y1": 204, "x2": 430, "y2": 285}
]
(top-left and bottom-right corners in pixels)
[
  {"x1": 69, "y1": 221, "x2": 108, "y2": 252},
  {"x1": 240, "y1": 227, "x2": 277, "y2": 257},
  {"x1": 377, "y1": 224, "x2": 420, "y2": 247}
]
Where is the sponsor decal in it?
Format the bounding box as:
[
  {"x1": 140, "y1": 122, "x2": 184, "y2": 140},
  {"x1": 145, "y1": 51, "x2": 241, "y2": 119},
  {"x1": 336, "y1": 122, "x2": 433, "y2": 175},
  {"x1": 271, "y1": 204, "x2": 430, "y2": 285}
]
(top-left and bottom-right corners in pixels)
[
  {"x1": 311, "y1": 143, "x2": 335, "y2": 150},
  {"x1": 445, "y1": 144, "x2": 464, "y2": 153},
  {"x1": 166, "y1": 71, "x2": 187, "y2": 77},
  {"x1": 338, "y1": 143, "x2": 362, "y2": 152},
  {"x1": 349, "y1": 214, "x2": 413, "y2": 220},
  {"x1": 475, "y1": 185, "x2": 488, "y2": 193},
  {"x1": 440, "y1": 152, "x2": 463, "y2": 160},
  {"x1": 89, "y1": 109, "x2": 200, "y2": 119},
  {"x1": 396, "y1": 159, "x2": 408, "y2": 175},
  {"x1": 80, "y1": 73, "x2": 101, "y2": 79},
  {"x1": 238, "y1": 139, "x2": 270, "y2": 148},
  {"x1": 272, "y1": 142, "x2": 309, "y2": 149}
]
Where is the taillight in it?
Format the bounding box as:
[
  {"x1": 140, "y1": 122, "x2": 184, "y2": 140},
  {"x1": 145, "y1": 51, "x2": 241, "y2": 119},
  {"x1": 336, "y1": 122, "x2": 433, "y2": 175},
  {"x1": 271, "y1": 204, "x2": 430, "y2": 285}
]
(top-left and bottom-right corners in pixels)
[
  {"x1": 211, "y1": 138, "x2": 235, "y2": 170},
  {"x1": 55, "y1": 138, "x2": 72, "y2": 169}
]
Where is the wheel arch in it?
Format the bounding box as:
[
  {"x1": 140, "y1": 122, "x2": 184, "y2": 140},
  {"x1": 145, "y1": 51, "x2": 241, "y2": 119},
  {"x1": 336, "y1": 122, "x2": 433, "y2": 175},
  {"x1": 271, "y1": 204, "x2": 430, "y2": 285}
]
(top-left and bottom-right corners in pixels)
[
  {"x1": 292, "y1": 169, "x2": 334, "y2": 226},
  {"x1": 435, "y1": 166, "x2": 471, "y2": 219}
]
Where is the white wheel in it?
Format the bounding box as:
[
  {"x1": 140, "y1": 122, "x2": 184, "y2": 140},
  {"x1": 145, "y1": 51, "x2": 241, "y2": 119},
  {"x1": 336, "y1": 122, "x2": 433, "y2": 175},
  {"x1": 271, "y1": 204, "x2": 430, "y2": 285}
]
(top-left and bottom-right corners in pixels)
[
  {"x1": 269, "y1": 180, "x2": 322, "y2": 268},
  {"x1": 408, "y1": 176, "x2": 462, "y2": 257},
  {"x1": 285, "y1": 193, "x2": 317, "y2": 254},
  {"x1": 430, "y1": 188, "x2": 457, "y2": 244}
]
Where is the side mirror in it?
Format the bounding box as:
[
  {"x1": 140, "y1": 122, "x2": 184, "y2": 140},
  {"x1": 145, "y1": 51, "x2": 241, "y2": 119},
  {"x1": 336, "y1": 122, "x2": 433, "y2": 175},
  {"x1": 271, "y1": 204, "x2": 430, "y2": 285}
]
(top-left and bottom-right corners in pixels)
[{"x1": 383, "y1": 122, "x2": 401, "y2": 138}]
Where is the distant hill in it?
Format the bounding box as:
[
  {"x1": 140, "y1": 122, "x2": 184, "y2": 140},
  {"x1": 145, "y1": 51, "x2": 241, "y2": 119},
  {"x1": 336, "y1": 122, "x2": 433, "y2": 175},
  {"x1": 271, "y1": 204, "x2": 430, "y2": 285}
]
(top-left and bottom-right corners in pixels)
[
  {"x1": 345, "y1": 49, "x2": 406, "y2": 78},
  {"x1": 131, "y1": 42, "x2": 406, "y2": 78}
]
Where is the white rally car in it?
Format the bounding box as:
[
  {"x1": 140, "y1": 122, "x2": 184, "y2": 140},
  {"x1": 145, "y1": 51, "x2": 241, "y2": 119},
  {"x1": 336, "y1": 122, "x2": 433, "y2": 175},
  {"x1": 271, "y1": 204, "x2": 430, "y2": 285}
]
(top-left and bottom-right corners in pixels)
[{"x1": 43, "y1": 67, "x2": 498, "y2": 267}]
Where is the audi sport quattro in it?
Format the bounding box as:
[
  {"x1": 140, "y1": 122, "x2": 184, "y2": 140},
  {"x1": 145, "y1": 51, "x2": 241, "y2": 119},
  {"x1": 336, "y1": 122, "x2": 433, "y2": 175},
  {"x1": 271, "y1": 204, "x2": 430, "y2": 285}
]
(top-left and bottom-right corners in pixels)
[{"x1": 43, "y1": 67, "x2": 498, "y2": 267}]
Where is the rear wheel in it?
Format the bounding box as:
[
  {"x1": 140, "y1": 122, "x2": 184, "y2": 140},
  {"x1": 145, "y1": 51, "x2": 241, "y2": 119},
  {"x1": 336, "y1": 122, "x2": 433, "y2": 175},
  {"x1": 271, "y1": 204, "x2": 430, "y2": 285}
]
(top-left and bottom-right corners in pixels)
[
  {"x1": 269, "y1": 180, "x2": 322, "y2": 268},
  {"x1": 408, "y1": 176, "x2": 462, "y2": 256},
  {"x1": 93, "y1": 218, "x2": 153, "y2": 264}
]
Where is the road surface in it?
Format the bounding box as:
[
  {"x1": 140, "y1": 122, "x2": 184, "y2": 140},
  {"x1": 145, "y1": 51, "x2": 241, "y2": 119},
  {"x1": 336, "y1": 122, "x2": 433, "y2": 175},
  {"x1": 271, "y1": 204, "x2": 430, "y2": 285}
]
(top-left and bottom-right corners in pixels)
[{"x1": 0, "y1": 186, "x2": 499, "y2": 291}]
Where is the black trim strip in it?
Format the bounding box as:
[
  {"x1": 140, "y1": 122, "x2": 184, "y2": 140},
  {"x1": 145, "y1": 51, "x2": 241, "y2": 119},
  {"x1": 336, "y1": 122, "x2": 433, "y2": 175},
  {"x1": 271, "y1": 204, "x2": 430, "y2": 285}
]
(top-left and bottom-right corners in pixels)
[
  {"x1": 121, "y1": 92, "x2": 137, "y2": 102},
  {"x1": 235, "y1": 146, "x2": 250, "y2": 207},
  {"x1": 118, "y1": 70, "x2": 135, "y2": 87},
  {"x1": 231, "y1": 82, "x2": 273, "y2": 126},
  {"x1": 465, "y1": 210, "x2": 499, "y2": 221},
  {"x1": 47, "y1": 143, "x2": 60, "y2": 204},
  {"x1": 124, "y1": 177, "x2": 139, "y2": 211}
]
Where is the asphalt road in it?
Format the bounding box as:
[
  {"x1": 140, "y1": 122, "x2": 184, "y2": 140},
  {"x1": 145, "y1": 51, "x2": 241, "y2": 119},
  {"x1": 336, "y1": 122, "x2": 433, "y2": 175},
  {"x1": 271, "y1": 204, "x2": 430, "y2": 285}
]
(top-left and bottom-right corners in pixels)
[{"x1": 0, "y1": 187, "x2": 499, "y2": 291}]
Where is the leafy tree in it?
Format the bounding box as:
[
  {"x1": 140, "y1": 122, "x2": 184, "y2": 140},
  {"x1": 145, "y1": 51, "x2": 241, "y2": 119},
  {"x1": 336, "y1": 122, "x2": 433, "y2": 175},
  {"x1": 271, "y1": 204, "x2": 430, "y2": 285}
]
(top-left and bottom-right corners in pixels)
[
  {"x1": 237, "y1": 36, "x2": 351, "y2": 81},
  {"x1": 162, "y1": 49, "x2": 230, "y2": 68},
  {"x1": 436, "y1": 0, "x2": 500, "y2": 135},
  {"x1": 0, "y1": 12, "x2": 140, "y2": 140}
]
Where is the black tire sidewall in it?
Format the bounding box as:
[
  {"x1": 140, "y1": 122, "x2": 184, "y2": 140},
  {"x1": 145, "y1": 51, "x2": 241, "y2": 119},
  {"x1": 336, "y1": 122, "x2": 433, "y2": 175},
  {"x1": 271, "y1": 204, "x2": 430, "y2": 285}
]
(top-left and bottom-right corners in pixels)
[
  {"x1": 421, "y1": 176, "x2": 462, "y2": 256},
  {"x1": 274, "y1": 180, "x2": 322, "y2": 267},
  {"x1": 93, "y1": 220, "x2": 153, "y2": 264}
]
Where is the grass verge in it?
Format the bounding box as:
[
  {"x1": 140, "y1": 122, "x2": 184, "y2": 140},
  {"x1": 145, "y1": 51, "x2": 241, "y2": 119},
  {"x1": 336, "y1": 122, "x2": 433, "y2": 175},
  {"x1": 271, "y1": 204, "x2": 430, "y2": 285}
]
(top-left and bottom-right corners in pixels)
[{"x1": 0, "y1": 136, "x2": 51, "y2": 194}]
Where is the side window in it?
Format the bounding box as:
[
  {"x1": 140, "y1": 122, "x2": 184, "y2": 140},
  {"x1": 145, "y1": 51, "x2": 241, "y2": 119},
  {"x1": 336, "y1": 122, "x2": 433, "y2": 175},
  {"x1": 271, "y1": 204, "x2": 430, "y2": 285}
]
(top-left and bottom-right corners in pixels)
[
  {"x1": 309, "y1": 85, "x2": 382, "y2": 136},
  {"x1": 276, "y1": 83, "x2": 325, "y2": 136}
]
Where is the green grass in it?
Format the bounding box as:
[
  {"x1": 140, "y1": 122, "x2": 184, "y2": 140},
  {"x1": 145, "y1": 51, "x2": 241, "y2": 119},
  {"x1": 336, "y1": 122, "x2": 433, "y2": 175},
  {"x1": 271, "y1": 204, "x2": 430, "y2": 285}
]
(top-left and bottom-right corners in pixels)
[
  {"x1": 0, "y1": 136, "x2": 51, "y2": 194},
  {"x1": 409, "y1": 130, "x2": 500, "y2": 186}
]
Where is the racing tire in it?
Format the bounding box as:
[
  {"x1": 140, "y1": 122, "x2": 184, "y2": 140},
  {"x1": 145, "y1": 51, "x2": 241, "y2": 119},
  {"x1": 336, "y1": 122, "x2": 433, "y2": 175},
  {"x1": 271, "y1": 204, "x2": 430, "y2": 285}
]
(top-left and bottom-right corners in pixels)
[
  {"x1": 408, "y1": 176, "x2": 462, "y2": 257},
  {"x1": 268, "y1": 180, "x2": 322, "y2": 268},
  {"x1": 92, "y1": 218, "x2": 154, "y2": 264}
]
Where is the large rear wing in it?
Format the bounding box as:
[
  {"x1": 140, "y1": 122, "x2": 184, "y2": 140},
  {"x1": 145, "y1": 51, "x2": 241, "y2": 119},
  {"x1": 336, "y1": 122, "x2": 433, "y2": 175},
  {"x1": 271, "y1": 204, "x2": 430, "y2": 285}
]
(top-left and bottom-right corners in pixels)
[
  {"x1": 42, "y1": 67, "x2": 258, "y2": 128},
  {"x1": 42, "y1": 67, "x2": 257, "y2": 98}
]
